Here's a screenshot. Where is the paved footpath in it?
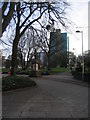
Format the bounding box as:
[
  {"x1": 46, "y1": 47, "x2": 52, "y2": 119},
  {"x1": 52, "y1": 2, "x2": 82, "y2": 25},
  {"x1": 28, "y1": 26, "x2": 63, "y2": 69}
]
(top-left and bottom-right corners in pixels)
[{"x1": 2, "y1": 72, "x2": 88, "y2": 118}]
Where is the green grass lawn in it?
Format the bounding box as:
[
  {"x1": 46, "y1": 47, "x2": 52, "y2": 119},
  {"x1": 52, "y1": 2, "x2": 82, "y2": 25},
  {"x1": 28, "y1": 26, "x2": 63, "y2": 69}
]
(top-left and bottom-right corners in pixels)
[
  {"x1": 2, "y1": 68, "x2": 22, "y2": 73},
  {"x1": 40, "y1": 67, "x2": 68, "y2": 74},
  {"x1": 2, "y1": 67, "x2": 68, "y2": 75},
  {"x1": 50, "y1": 67, "x2": 68, "y2": 73},
  {"x1": 2, "y1": 68, "x2": 9, "y2": 73}
]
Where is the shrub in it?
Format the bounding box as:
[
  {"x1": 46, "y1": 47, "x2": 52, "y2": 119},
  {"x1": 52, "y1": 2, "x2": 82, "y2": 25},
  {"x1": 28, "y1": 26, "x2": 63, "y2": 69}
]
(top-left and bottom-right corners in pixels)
[
  {"x1": 72, "y1": 72, "x2": 89, "y2": 82},
  {"x1": 2, "y1": 68, "x2": 31, "y2": 75},
  {"x1": 16, "y1": 70, "x2": 30, "y2": 75},
  {"x1": 71, "y1": 70, "x2": 77, "y2": 76},
  {"x1": 73, "y1": 72, "x2": 82, "y2": 80},
  {"x1": 2, "y1": 76, "x2": 36, "y2": 91},
  {"x1": 84, "y1": 72, "x2": 90, "y2": 82}
]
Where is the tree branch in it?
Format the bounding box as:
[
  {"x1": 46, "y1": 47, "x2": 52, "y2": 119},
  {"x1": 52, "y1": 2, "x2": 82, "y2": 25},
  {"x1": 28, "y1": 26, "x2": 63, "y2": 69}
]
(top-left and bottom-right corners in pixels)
[
  {"x1": 20, "y1": 8, "x2": 48, "y2": 37},
  {"x1": 20, "y1": 5, "x2": 38, "y2": 29},
  {"x1": 2, "y1": 2, "x2": 15, "y2": 34}
]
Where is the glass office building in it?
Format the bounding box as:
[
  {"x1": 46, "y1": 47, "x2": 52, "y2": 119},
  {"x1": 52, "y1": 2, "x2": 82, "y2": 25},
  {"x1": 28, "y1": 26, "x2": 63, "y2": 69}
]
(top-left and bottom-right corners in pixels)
[{"x1": 50, "y1": 29, "x2": 67, "y2": 67}]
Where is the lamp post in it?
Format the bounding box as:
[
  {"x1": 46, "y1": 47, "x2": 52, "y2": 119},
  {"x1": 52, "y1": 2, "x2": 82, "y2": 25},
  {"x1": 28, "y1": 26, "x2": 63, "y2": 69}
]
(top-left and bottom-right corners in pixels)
[
  {"x1": 73, "y1": 48, "x2": 77, "y2": 68},
  {"x1": 76, "y1": 30, "x2": 84, "y2": 80},
  {"x1": 67, "y1": 37, "x2": 70, "y2": 70},
  {"x1": 73, "y1": 48, "x2": 76, "y2": 55}
]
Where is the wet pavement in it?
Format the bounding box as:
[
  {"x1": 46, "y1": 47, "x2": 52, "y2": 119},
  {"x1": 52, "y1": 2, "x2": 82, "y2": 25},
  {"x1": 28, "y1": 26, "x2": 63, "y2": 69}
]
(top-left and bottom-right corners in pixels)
[{"x1": 2, "y1": 72, "x2": 88, "y2": 118}]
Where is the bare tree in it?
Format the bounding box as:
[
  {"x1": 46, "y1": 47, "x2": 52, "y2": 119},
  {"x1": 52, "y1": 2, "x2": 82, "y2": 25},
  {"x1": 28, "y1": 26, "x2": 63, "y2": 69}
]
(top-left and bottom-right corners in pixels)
[
  {"x1": 18, "y1": 35, "x2": 27, "y2": 69},
  {"x1": 1, "y1": 1, "x2": 70, "y2": 75},
  {"x1": 18, "y1": 26, "x2": 37, "y2": 69}
]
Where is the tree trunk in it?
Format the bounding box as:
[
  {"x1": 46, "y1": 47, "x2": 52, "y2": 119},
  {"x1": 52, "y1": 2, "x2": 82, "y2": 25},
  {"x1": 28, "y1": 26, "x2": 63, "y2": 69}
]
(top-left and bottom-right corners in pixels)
[
  {"x1": 11, "y1": 22, "x2": 20, "y2": 75},
  {"x1": 10, "y1": 3, "x2": 20, "y2": 75},
  {"x1": 26, "y1": 61, "x2": 30, "y2": 69},
  {"x1": 20, "y1": 52, "x2": 24, "y2": 70},
  {"x1": 11, "y1": 36, "x2": 19, "y2": 75},
  {"x1": 47, "y1": 54, "x2": 51, "y2": 71},
  {"x1": 23, "y1": 54, "x2": 26, "y2": 70}
]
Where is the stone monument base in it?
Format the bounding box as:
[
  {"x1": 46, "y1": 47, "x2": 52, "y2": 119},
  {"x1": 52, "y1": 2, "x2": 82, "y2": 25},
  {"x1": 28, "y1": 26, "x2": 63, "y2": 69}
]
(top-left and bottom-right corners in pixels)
[{"x1": 29, "y1": 70, "x2": 41, "y2": 77}]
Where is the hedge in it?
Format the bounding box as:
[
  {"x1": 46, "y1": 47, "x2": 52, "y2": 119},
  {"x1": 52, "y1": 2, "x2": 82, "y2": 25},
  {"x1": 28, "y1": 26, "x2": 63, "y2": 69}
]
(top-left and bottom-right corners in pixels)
[{"x1": 2, "y1": 76, "x2": 36, "y2": 91}]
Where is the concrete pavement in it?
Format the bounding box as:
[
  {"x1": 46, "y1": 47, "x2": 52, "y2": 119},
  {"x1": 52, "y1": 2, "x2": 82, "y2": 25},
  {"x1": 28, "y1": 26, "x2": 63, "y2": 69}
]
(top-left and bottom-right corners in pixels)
[
  {"x1": 39, "y1": 72, "x2": 88, "y2": 87},
  {"x1": 3, "y1": 87, "x2": 73, "y2": 118},
  {"x1": 2, "y1": 72, "x2": 88, "y2": 118}
]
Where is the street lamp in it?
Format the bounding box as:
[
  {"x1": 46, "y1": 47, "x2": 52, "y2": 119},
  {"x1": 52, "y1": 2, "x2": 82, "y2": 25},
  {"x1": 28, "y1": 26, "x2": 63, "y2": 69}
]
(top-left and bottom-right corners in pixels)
[
  {"x1": 72, "y1": 48, "x2": 77, "y2": 67},
  {"x1": 76, "y1": 30, "x2": 84, "y2": 80},
  {"x1": 73, "y1": 48, "x2": 76, "y2": 55}
]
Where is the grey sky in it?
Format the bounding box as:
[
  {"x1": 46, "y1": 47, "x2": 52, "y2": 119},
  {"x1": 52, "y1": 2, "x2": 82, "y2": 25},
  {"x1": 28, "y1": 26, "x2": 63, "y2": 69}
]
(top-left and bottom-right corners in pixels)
[
  {"x1": 0, "y1": 0, "x2": 89, "y2": 57},
  {"x1": 66, "y1": 0, "x2": 89, "y2": 56}
]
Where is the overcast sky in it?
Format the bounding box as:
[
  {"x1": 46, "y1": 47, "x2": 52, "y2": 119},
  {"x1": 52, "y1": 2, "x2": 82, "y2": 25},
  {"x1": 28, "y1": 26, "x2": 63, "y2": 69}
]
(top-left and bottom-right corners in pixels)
[
  {"x1": 65, "y1": 0, "x2": 89, "y2": 56},
  {"x1": 1, "y1": 0, "x2": 89, "y2": 57}
]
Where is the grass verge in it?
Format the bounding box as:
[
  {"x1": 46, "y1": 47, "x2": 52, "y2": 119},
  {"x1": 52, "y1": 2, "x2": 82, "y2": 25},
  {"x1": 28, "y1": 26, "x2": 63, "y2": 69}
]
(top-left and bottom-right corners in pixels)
[
  {"x1": 2, "y1": 76, "x2": 36, "y2": 91},
  {"x1": 50, "y1": 67, "x2": 68, "y2": 74},
  {"x1": 41, "y1": 67, "x2": 68, "y2": 73},
  {"x1": 2, "y1": 67, "x2": 68, "y2": 75}
]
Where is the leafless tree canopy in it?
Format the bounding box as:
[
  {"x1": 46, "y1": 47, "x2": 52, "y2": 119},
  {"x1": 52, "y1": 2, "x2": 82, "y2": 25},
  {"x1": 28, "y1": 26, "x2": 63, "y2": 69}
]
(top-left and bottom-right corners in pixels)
[
  {"x1": 1, "y1": 0, "x2": 70, "y2": 75},
  {"x1": 1, "y1": 1, "x2": 70, "y2": 35}
]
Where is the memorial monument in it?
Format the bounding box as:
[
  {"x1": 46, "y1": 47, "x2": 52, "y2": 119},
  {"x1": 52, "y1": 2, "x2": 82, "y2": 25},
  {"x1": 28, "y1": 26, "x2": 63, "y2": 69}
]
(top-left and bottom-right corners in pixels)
[{"x1": 29, "y1": 49, "x2": 41, "y2": 77}]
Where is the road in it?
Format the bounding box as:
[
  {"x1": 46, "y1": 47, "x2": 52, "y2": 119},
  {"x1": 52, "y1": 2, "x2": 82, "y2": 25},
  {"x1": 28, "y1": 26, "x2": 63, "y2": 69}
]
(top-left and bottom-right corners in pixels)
[
  {"x1": 2, "y1": 72, "x2": 88, "y2": 118},
  {"x1": 33, "y1": 75, "x2": 88, "y2": 117}
]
